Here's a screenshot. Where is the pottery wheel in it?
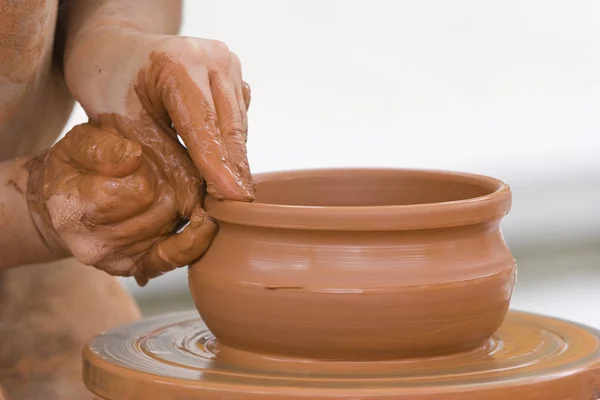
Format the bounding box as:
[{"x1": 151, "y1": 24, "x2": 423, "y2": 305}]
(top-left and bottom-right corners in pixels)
[{"x1": 83, "y1": 310, "x2": 600, "y2": 399}]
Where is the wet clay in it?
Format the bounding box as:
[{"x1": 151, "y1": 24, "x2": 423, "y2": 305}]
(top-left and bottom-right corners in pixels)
[
  {"x1": 8, "y1": 50, "x2": 255, "y2": 284},
  {"x1": 132, "y1": 51, "x2": 254, "y2": 202},
  {"x1": 65, "y1": 36, "x2": 255, "y2": 201},
  {"x1": 67, "y1": 50, "x2": 253, "y2": 285},
  {"x1": 94, "y1": 51, "x2": 253, "y2": 284},
  {"x1": 82, "y1": 310, "x2": 600, "y2": 399},
  {"x1": 189, "y1": 169, "x2": 516, "y2": 360},
  {"x1": 20, "y1": 119, "x2": 215, "y2": 286}
]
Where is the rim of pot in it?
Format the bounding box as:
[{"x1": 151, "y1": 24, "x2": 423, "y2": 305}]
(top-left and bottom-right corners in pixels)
[{"x1": 204, "y1": 168, "x2": 511, "y2": 231}]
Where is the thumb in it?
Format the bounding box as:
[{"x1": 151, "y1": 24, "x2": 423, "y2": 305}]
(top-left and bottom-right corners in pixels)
[{"x1": 55, "y1": 123, "x2": 143, "y2": 177}]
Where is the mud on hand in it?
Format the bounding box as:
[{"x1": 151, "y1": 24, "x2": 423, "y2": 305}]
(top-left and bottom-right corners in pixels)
[{"x1": 27, "y1": 123, "x2": 217, "y2": 286}]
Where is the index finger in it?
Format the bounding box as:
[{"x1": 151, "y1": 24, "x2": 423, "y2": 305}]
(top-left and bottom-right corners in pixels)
[
  {"x1": 157, "y1": 59, "x2": 252, "y2": 201},
  {"x1": 211, "y1": 72, "x2": 253, "y2": 196}
]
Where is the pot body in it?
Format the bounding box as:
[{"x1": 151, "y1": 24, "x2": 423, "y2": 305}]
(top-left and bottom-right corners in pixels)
[
  {"x1": 189, "y1": 169, "x2": 515, "y2": 360},
  {"x1": 189, "y1": 224, "x2": 515, "y2": 361}
]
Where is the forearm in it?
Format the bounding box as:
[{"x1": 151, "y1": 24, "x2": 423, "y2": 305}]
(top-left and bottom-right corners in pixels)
[
  {"x1": 62, "y1": 0, "x2": 182, "y2": 39},
  {"x1": 0, "y1": 156, "x2": 69, "y2": 270},
  {"x1": 61, "y1": 0, "x2": 182, "y2": 101}
]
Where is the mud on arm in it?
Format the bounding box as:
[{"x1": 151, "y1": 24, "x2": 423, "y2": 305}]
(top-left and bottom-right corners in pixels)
[{"x1": 0, "y1": 156, "x2": 69, "y2": 270}]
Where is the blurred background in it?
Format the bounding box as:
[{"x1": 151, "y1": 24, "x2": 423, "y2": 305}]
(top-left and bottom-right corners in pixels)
[{"x1": 62, "y1": 1, "x2": 600, "y2": 326}]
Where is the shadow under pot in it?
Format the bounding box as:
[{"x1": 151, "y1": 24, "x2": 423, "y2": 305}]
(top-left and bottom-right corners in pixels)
[{"x1": 188, "y1": 168, "x2": 515, "y2": 361}]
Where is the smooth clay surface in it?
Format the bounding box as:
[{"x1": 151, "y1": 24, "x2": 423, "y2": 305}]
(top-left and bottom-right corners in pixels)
[
  {"x1": 82, "y1": 310, "x2": 600, "y2": 400},
  {"x1": 189, "y1": 169, "x2": 516, "y2": 360}
]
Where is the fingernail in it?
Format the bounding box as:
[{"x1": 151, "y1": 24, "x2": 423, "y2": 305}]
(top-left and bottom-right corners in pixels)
[
  {"x1": 229, "y1": 169, "x2": 254, "y2": 201},
  {"x1": 233, "y1": 179, "x2": 253, "y2": 201},
  {"x1": 135, "y1": 276, "x2": 148, "y2": 287},
  {"x1": 241, "y1": 187, "x2": 254, "y2": 201}
]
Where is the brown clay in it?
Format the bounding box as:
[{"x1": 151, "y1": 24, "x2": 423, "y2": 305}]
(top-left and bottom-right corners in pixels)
[
  {"x1": 189, "y1": 168, "x2": 516, "y2": 360},
  {"x1": 82, "y1": 310, "x2": 600, "y2": 399},
  {"x1": 23, "y1": 120, "x2": 218, "y2": 285},
  {"x1": 19, "y1": 47, "x2": 255, "y2": 285},
  {"x1": 81, "y1": 168, "x2": 600, "y2": 399},
  {"x1": 131, "y1": 51, "x2": 254, "y2": 202},
  {"x1": 1, "y1": 1, "x2": 255, "y2": 276},
  {"x1": 2, "y1": 51, "x2": 255, "y2": 281}
]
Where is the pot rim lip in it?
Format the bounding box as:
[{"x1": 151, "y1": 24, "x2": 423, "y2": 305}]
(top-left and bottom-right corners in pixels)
[{"x1": 205, "y1": 168, "x2": 512, "y2": 231}]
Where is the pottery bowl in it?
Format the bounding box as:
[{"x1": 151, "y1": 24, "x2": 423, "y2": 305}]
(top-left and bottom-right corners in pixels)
[{"x1": 189, "y1": 169, "x2": 515, "y2": 361}]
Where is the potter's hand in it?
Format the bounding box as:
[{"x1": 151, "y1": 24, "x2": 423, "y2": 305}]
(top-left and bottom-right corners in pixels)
[
  {"x1": 28, "y1": 123, "x2": 217, "y2": 286},
  {"x1": 67, "y1": 32, "x2": 254, "y2": 201}
]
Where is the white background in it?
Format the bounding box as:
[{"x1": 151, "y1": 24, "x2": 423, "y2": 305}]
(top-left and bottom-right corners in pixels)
[{"x1": 61, "y1": 1, "x2": 600, "y2": 324}]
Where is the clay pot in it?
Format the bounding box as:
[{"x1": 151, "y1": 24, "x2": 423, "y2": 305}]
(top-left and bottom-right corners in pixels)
[{"x1": 188, "y1": 169, "x2": 515, "y2": 361}]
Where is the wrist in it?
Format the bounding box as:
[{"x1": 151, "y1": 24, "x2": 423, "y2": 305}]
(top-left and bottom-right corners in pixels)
[
  {"x1": 63, "y1": 2, "x2": 180, "y2": 100},
  {"x1": 63, "y1": 27, "x2": 156, "y2": 114},
  {"x1": 26, "y1": 152, "x2": 71, "y2": 259},
  {"x1": 0, "y1": 155, "x2": 69, "y2": 270}
]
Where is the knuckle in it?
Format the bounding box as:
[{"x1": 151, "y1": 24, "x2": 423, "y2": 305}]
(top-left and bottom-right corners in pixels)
[
  {"x1": 158, "y1": 37, "x2": 205, "y2": 64},
  {"x1": 131, "y1": 174, "x2": 156, "y2": 206},
  {"x1": 221, "y1": 122, "x2": 247, "y2": 139},
  {"x1": 229, "y1": 51, "x2": 241, "y2": 68},
  {"x1": 161, "y1": 36, "x2": 190, "y2": 52},
  {"x1": 208, "y1": 40, "x2": 232, "y2": 68},
  {"x1": 209, "y1": 39, "x2": 230, "y2": 55}
]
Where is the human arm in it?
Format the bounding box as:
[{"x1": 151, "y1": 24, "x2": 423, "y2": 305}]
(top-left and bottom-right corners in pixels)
[
  {"x1": 60, "y1": 0, "x2": 254, "y2": 201},
  {"x1": 51, "y1": 1, "x2": 254, "y2": 284},
  {"x1": 0, "y1": 156, "x2": 69, "y2": 270},
  {"x1": 59, "y1": 0, "x2": 182, "y2": 39},
  {"x1": 0, "y1": 123, "x2": 216, "y2": 283}
]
